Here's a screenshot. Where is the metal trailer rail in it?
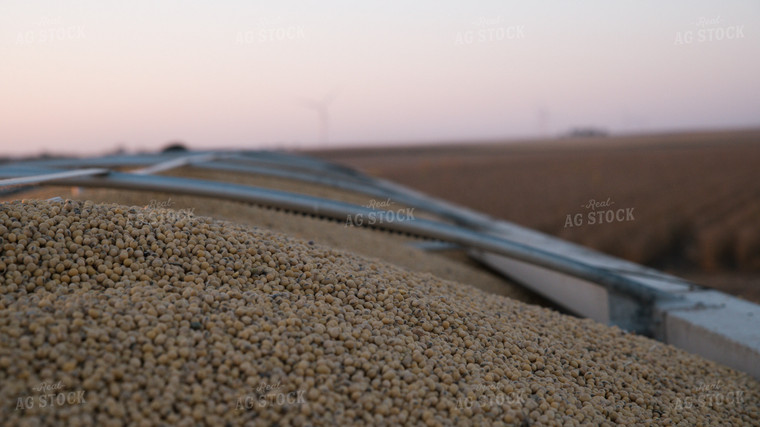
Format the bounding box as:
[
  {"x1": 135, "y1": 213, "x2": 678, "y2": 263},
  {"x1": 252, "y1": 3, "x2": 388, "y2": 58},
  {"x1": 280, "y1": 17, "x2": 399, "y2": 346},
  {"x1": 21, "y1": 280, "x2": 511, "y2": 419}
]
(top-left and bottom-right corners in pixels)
[
  {"x1": 0, "y1": 151, "x2": 758, "y2": 380},
  {"x1": 132, "y1": 153, "x2": 223, "y2": 175},
  {"x1": 18, "y1": 151, "x2": 375, "y2": 186},
  {"x1": 0, "y1": 168, "x2": 109, "y2": 188},
  {"x1": 6, "y1": 152, "x2": 504, "y2": 228}
]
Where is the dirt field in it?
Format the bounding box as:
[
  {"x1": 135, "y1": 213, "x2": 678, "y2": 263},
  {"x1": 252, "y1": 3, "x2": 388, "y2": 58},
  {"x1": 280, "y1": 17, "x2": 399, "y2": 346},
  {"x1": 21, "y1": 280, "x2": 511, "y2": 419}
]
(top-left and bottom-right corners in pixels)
[{"x1": 309, "y1": 129, "x2": 760, "y2": 303}]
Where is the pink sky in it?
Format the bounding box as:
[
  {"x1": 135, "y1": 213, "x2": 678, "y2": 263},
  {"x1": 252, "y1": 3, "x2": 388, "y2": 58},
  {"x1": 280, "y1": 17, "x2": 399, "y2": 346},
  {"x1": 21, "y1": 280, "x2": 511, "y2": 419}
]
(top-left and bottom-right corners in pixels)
[{"x1": 1, "y1": 1, "x2": 759, "y2": 156}]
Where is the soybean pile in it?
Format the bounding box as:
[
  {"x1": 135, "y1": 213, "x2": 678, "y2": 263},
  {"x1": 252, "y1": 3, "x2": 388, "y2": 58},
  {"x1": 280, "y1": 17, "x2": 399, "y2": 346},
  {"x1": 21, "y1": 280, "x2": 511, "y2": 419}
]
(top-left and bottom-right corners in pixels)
[{"x1": 1, "y1": 200, "x2": 758, "y2": 426}]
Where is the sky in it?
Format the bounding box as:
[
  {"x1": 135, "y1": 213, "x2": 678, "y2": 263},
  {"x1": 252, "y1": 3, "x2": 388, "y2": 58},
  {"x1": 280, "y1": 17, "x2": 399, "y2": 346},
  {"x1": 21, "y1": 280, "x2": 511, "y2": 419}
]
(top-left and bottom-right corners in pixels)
[{"x1": 1, "y1": 1, "x2": 759, "y2": 156}]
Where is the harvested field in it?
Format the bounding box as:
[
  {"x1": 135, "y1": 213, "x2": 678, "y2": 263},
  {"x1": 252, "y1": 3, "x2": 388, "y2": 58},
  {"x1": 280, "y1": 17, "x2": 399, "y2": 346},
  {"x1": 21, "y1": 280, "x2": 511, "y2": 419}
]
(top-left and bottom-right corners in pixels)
[
  {"x1": 1, "y1": 199, "x2": 758, "y2": 425},
  {"x1": 312, "y1": 129, "x2": 760, "y2": 303}
]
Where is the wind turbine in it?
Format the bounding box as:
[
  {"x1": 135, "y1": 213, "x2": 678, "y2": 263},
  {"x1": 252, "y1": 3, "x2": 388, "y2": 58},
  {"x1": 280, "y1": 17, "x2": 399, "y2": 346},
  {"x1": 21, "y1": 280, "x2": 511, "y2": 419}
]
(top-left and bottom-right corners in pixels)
[{"x1": 297, "y1": 87, "x2": 340, "y2": 145}]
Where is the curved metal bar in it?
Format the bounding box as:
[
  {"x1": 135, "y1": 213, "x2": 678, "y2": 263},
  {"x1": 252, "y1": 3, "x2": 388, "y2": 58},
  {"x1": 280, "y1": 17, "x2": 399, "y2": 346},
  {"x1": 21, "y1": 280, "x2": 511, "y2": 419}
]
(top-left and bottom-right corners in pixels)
[
  {"x1": 132, "y1": 153, "x2": 221, "y2": 175},
  {"x1": 0, "y1": 168, "x2": 109, "y2": 188},
  {"x1": 16, "y1": 150, "x2": 373, "y2": 185}
]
